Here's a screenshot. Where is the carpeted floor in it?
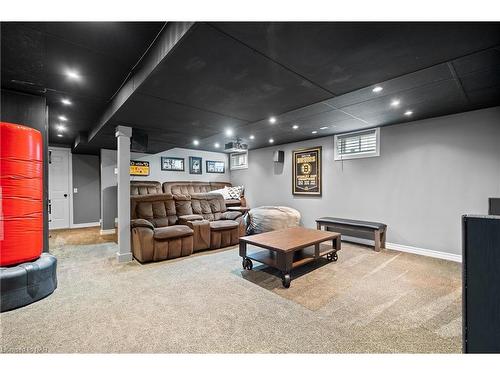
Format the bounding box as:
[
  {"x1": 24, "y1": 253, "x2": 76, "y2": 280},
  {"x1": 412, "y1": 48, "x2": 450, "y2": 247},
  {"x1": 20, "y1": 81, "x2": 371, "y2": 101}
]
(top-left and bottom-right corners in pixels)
[{"x1": 0, "y1": 239, "x2": 462, "y2": 353}]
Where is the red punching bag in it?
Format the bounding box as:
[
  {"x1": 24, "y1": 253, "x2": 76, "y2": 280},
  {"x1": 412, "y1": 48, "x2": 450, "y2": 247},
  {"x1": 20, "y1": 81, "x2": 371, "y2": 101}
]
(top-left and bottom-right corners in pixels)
[{"x1": 0, "y1": 121, "x2": 44, "y2": 266}]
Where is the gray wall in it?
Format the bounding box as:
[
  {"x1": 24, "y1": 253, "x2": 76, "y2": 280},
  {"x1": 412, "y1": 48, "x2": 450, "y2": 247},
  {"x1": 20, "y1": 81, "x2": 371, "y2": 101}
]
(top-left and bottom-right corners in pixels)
[
  {"x1": 129, "y1": 147, "x2": 230, "y2": 182},
  {"x1": 231, "y1": 106, "x2": 500, "y2": 256},
  {"x1": 100, "y1": 148, "x2": 118, "y2": 231},
  {"x1": 72, "y1": 154, "x2": 100, "y2": 224},
  {"x1": 99, "y1": 147, "x2": 228, "y2": 230}
]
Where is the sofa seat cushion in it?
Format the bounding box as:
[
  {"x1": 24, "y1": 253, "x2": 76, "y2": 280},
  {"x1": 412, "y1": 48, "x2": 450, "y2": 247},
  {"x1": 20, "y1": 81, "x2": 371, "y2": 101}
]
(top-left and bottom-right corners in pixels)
[
  {"x1": 153, "y1": 225, "x2": 193, "y2": 240},
  {"x1": 209, "y1": 220, "x2": 239, "y2": 231}
]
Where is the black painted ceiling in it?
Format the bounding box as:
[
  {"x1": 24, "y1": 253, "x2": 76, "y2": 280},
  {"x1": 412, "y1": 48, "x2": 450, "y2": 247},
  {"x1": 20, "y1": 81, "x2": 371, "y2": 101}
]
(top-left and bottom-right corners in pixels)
[
  {"x1": 2, "y1": 22, "x2": 499, "y2": 154},
  {"x1": 1, "y1": 22, "x2": 165, "y2": 147}
]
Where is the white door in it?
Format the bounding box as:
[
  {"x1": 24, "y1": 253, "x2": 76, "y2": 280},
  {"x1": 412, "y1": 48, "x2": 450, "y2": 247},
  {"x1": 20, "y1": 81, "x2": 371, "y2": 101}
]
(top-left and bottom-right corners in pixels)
[{"x1": 49, "y1": 148, "x2": 70, "y2": 229}]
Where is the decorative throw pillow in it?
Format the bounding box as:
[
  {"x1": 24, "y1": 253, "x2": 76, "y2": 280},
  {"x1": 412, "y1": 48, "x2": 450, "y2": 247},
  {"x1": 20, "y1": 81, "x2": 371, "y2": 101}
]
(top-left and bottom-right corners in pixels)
[
  {"x1": 226, "y1": 186, "x2": 243, "y2": 200},
  {"x1": 211, "y1": 187, "x2": 231, "y2": 200}
]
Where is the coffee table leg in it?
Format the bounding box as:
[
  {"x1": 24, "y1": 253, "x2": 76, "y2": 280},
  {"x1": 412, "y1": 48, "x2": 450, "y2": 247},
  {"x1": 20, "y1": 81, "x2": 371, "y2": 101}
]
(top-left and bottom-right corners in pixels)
[
  {"x1": 240, "y1": 241, "x2": 253, "y2": 270},
  {"x1": 278, "y1": 252, "x2": 293, "y2": 288}
]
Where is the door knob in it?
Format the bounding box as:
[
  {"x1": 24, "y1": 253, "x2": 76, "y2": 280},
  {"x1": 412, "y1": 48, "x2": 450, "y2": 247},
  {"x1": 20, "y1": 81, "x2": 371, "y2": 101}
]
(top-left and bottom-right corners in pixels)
[{"x1": 64, "y1": 194, "x2": 68, "y2": 198}]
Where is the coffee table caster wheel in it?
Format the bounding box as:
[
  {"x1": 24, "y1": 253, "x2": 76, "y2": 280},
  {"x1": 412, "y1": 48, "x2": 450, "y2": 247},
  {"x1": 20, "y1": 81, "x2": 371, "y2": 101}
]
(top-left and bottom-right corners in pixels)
[
  {"x1": 282, "y1": 273, "x2": 291, "y2": 288},
  {"x1": 242, "y1": 258, "x2": 253, "y2": 270},
  {"x1": 327, "y1": 253, "x2": 338, "y2": 262}
]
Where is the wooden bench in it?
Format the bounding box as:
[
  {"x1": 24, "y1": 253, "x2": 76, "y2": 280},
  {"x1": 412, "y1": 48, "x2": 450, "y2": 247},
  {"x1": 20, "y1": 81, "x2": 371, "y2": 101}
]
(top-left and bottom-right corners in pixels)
[{"x1": 316, "y1": 217, "x2": 387, "y2": 252}]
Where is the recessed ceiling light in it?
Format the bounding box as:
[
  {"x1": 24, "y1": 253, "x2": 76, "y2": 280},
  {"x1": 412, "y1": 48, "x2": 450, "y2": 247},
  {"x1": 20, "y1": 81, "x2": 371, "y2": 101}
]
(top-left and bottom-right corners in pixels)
[
  {"x1": 292, "y1": 124, "x2": 299, "y2": 130},
  {"x1": 249, "y1": 135, "x2": 255, "y2": 140},
  {"x1": 61, "y1": 98, "x2": 72, "y2": 105},
  {"x1": 57, "y1": 133, "x2": 63, "y2": 138},
  {"x1": 65, "y1": 69, "x2": 81, "y2": 81},
  {"x1": 390, "y1": 99, "x2": 401, "y2": 107},
  {"x1": 269, "y1": 117, "x2": 276, "y2": 124},
  {"x1": 319, "y1": 126, "x2": 328, "y2": 130},
  {"x1": 193, "y1": 140, "x2": 199, "y2": 146},
  {"x1": 372, "y1": 86, "x2": 383, "y2": 93},
  {"x1": 404, "y1": 110, "x2": 413, "y2": 116},
  {"x1": 56, "y1": 124, "x2": 65, "y2": 132},
  {"x1": 225, "y1": 128, "x2": 233, "y2": 137},
  {"x1": 312, "y1": 130, "x2": 318, "y2": 134},
  {"x1": 214, "y1": 142, "x2": 220, "y2": 148},
  {"x1": 269, "y1": 138, "x2": 274, "y2": 143},
  {"x1": 58, "y1": 115, "x2": 68, "y2": 121}
]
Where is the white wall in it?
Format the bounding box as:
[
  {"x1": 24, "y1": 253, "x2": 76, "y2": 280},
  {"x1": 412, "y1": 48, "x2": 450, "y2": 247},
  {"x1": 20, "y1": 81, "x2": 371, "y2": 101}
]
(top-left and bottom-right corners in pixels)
[
  {"x1": 129, "y1": 147, "x2": 229, "y2": 182},
  {"x1": 231, "y1": 106, "x2": 500, "y2": 256}
]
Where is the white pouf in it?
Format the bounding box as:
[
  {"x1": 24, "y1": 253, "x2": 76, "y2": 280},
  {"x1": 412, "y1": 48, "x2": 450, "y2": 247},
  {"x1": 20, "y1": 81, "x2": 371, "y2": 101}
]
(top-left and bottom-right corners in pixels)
[{"x1": 248, "y1": 206, "x2": 301, "y2": 234}]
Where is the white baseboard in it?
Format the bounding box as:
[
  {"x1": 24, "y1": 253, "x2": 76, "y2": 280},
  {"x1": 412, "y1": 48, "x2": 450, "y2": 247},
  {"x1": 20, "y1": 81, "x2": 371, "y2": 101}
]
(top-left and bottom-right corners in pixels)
[
  {"x1": 100, "y1": 228, "x2": 116, "y2": 235},
  {"x1": 71, "y1": 222, "x2": 100, "y2": 229},
  {"x1": 342, "y1": 235, "x2": 462, "y2": 263}
]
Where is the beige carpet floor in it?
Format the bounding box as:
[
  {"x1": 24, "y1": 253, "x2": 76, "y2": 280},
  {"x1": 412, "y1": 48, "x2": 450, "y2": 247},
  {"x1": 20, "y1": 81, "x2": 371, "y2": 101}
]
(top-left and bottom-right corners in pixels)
[{"x1": 0, "y1": 240, "x2": 462, "y2": 353}]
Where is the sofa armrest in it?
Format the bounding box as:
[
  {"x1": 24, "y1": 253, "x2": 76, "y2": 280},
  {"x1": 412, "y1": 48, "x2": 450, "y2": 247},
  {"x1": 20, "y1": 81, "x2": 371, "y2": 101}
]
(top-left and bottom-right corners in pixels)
[
  {"x1": 186, "y1": 219, "x2": 211, "y2": 251},
  {"x1": 239, "y1": 196, "x2": 247, "y2": 207},
  {"x1": 178, "y1": 214, "x2": 204, "y2": 225},
  {"x1": 131, "y1": 219, "x2": 154, "y2": 230},
  {"x1": 220, "y1": 211, "x2": 242, "y2": 220}
]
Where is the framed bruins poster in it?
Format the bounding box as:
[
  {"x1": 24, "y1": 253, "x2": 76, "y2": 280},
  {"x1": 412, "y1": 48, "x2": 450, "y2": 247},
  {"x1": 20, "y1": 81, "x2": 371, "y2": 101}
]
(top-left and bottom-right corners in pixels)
[{"x1": 292, "y1": 146, "x2": 322, "y2": 196}]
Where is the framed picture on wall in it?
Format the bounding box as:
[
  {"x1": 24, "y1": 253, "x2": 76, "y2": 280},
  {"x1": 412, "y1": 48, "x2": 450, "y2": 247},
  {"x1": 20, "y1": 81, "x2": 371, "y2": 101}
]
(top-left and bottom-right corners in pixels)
[
  {"x1": 206, "y1": 160, "x2": 225, "y2": 174},
  {"x1": 161, "y1": 157, "x2": 185, "y2": 171},
  {"x1": 130, "y1": 160, "x2": 150, "y2": 176},
  {"x1": 292, "y1": 146, "x2": 322, "y2": 196},
  {"x1": 189, "y1": 156, "x2": 202, "y2": 174}
]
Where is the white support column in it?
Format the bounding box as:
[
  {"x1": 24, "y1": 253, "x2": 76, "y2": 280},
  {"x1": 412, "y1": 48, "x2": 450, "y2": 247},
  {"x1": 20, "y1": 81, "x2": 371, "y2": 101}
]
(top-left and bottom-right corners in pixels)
[{"x1": 115, "y1": 126, "x2": 133, "y2": 263}]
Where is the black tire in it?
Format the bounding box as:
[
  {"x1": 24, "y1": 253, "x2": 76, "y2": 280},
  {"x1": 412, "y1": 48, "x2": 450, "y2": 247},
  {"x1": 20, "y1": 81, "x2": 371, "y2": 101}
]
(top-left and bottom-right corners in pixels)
[
  {"x1": 282, "y1": 273, "x2": 291, "y2": 288},
  {"x1": 242, "y1": 258, "x2": 253, "y2": 270}
]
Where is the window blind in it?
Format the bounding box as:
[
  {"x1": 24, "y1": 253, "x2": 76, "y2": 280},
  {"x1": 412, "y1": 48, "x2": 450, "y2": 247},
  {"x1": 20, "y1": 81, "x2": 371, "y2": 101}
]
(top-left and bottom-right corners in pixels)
[{"x1": 334, "y1": 128, "x2": 380, "y2": 160}]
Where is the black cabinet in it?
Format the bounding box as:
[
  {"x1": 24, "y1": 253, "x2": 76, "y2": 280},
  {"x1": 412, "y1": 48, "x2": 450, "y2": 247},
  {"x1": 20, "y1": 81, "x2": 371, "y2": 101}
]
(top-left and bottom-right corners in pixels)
[{"x1": 462, "y1": 215, "x2": 500, "y2": 353}]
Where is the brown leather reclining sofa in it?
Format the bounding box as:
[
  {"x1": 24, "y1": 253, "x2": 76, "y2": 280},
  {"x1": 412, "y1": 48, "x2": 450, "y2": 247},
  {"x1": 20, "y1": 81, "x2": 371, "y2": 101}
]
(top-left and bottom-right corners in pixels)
[
  {"x1": 130, "y1": 180, "x2": 246, "y2": 207},
  {"x1": 130, "y1": 192, "x2": 244, "y2": 262}
]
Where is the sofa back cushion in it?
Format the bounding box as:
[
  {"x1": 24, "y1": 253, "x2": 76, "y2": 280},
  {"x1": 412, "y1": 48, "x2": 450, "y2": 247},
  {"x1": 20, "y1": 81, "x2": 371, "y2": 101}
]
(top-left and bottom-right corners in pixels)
[
  {"x1": 190, "y1": 193, "x2": 227, "y2": 221},
  {"x1": 163, "y1": 181, "x2": 233, "y2": 197},
  {"x1": 130, "y1": 181, "x2": 162, "y2": 195},
  {"x1": 131, "y1": 193, "x2": 177, "y2": 227}
]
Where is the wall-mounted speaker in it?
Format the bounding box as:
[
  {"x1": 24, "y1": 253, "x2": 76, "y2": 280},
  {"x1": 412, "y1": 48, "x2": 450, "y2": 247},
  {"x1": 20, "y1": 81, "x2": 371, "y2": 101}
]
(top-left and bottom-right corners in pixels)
[{"x1": 273, "y1": 150, "x2": 284, "y2": 163}]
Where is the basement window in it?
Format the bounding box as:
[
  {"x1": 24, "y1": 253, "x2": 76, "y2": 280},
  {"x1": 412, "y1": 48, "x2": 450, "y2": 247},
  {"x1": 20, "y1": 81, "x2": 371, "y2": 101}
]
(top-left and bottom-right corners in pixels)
[
  {"x1": 230, "y1": 151, "x2": 248, "y2": 170},
  {"x1": 334, "y1": 128, "x2": 380, "y2": 160}
]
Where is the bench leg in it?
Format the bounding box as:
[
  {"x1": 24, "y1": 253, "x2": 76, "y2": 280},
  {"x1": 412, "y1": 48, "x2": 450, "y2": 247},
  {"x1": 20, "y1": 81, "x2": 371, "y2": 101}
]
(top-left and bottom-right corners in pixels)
[
  {"x1": 381, "y1": 229, "x2": 387, "y2": 249},
  {"x1": 374, "y1": 229, "x2": 381, "y2": 252},
  {"x1": 316, "y1": 222, "x2": 322, "y2": 230}
]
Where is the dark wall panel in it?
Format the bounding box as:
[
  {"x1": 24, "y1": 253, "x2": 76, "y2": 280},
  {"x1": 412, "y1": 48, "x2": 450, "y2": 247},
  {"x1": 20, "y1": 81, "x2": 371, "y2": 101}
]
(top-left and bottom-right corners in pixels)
[{"x1": 72, "y1": 154, "x2": 100, "y2": 224}]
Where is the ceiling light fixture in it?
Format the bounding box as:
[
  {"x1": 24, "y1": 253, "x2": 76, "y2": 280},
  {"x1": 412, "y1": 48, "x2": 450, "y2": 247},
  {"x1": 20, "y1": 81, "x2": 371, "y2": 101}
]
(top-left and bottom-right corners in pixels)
[
  {"x1": 193, "y1": 140, "x2": 199, "y2": 146},
  {"x1": 312, "y1": 130, "x2": 318, "y2": 134},
  {"x1": 249, "y1": 135, "x2": 255, "y2": 140},
  {"x1": 225, "y1": 128, "x2": 233, "y2": 137},
  {"x1": 372, "y1": 86, "x2": 383, "y2": 93},
  {"x1": 292, "y1": 124, "x2": 299, "y2": 130},
  {"x1": 269, "y1": 138, "x2": 274, "y2": 144},
  {"x1": 404, "y1": 110, "x2": 413, "y2": 116},
  {"x1": 58, "y1": 115, "x2": 68, "y2": 121},
  {"x1": 57, "y1": 134, "x2": 63, "y2": 138},
  {"x1": 65, "y1": 69, "x2": 81, "y2": 81},
  {"x1": 269, "y1": 117, "x2": 276, "y2": 124},
  {"x1": 61, "y1": 98, "x2": 72, "y2": 105},
  {"x1": 214, "y1": 142, "x2": 220, "y2": 148},
  {"x1": 390, "y1": 99, "x2": 401, "y2": 107},
  {"x1": 319, "y1": 126, "x2": 328, "y2": 130},
  {"x1": 56, "y1": 124, "x2": 65, "y2": 132}
]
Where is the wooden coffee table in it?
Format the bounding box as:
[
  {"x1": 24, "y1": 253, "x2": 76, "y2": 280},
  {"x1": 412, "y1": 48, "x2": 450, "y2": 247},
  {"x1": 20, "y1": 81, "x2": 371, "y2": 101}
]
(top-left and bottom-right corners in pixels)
[{"x1": 239, "y1": 227, "x2": 341, "y2": 288}]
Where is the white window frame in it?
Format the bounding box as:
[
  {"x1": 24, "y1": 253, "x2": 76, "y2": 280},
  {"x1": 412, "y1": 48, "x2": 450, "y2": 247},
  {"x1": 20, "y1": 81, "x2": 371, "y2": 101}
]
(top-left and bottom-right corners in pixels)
[
  {"x1": 334, "y1": 127, "x2": 380, "y2": 161},
  {"x1": 230, "y1": 151, "x2": 248, "y2": 170}
]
